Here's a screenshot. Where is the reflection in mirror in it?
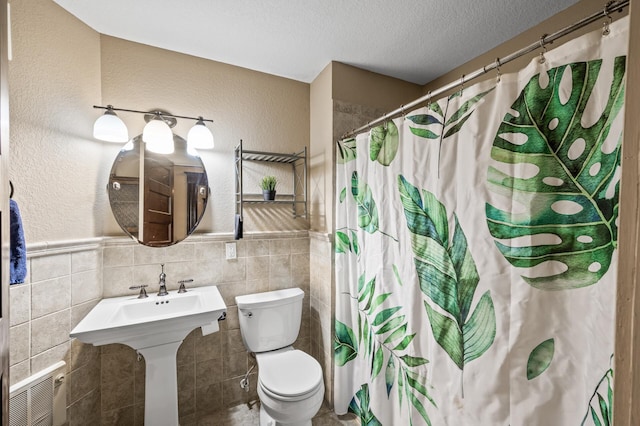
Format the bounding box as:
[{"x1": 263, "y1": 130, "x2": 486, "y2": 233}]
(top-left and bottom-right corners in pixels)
[{"x1": 108, "y1": 134, "x2": 209, "y2": 247}]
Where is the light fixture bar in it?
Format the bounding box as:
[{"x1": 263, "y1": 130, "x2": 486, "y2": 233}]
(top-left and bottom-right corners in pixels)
[{"x1": 93, "y1": 105, "x2": 214, "y2": 123}]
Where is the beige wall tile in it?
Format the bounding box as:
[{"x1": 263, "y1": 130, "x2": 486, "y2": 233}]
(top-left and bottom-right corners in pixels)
[
  {"x1": 223, "y1": 351, "x2": 248, "y2": 380},
  {"x1": 196, "y1": 382, "x2": 224, "y2": 415},
  {"x1": 133, "y1": 245, "x2": 166, "y2": 265},
  {"x1": 31, "y1": 276, "x2": 71, "y2": 319},
  {"x1": 269, "y1": 255, "x2": 291, "y2": 280},
  {"x1": 31, "y1": 342, "x2": 70, "y2": 374},
  {"x1": 246, "y1": 256, "x2": 269, "y2": 281},
  {"x1": 9, "y1": 283, "x2": 30, "y2": 326},
  {"x1": 224, "y1": 329, "x2": 246, "y2": 354},
  {"x1": 71, "y1": 269, "x2": 101, "y2": 306},
  {"x1": 71, "y1": 299, "x2": 99, "y2": 329},
  {"x1": 71, "y1": 249, "x2": 102, "y2": 274},
  {"x1": 196, "y1": 357, "x2": 224, "y2": 389},
  {"x1": 68, "y1": 358, "x2": 101, "y2": 404},
  {"x1": 246, "y1": 240, "x2": 269, "y2": 257},
  {"x1": 31, "y1": 310, "x2": 70, "y2": 355},
  {"x1": 68, "y1": 389, "x2": 101, "y2": 426},
  {"x1": 30, "y1": 253, "x2": 71, "y2": 283},
  {"x1": 222, "y1": 258, "x2": 246, "y2": 283},
  {"x1": 194, "y1": 241, "x2": 224, "y2": 261},
  {"x1": 103, "y1": 246, "x2": 134, "y2": 268},
  {"x1": 9, "y1": 360, "x2": 30, "y2": 386},
  {"x1": 102, "y1": 266, "x2": 134, "y2": 298},
  {"x1": 177, "y1": 330, "x2": 197, "y2": 366},
  {"x1": 102, "y1": 405, "x2": 135, "y2": 426},
  {"x1": 165, "y1": 243, "x2": 195, "y2": 263},
  {"x1": 217, "y1": 282, "x2": 247, "y2": 307},
  {"x1": 69, "y1": 338, "x2": 100, "y2": 372},
  {"x1": 269, "y1": 239, "x2": 291, "y2": 255},
  {"x1": 10, "y1": 323, "x2": 30, "y2": 366},
  {"x1": 195, "y1": 331, "x2": 222, "y2": 362},
  {"x1": 291, "y1": 237, "x2": 310, "y2": 254},
  {"x1": 177, "y1": 362, "x2": 196, "y2": 418}
]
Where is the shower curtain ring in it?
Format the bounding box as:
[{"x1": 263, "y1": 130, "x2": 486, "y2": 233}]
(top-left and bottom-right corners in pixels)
[
  {"x1": 538, "y1": 34, "x2": 548, "y2": 64},
  {"x1": 460, "y1": 74, "x2": 465, "y2": 94},
  {"x1": 495, "y1": 58, "x2": 502, "y2": 83},
  {"x1": 602, "y1": 3, "x2": 612, "y2": 36},
  {"x1": 400, "y1": 104, "x2": 405, "y2": 117},
  {"x1": 426, "y1": 91, "x2": 432, "y2": 110}
]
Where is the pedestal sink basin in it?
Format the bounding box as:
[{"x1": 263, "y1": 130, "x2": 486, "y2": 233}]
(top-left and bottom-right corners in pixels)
[{"x1": 70, "y1": 285, "x2": 226, "y2": 426}]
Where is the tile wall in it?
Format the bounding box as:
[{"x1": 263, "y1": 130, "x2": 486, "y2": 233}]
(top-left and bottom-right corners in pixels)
[
  {"x1": 9, "y1": 239, "x2": 104, "y2": 425},
  {"x1": 309, "y1": 232, "x2": 334, "y2": 405},
  {"x1": 9, "y1": 232, "x2": 311, "y2": 425}
]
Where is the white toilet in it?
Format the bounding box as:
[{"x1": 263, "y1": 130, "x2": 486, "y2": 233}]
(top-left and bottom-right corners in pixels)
[{"x1": 236, "y1": 287, "x2": 324, "y2": 426}]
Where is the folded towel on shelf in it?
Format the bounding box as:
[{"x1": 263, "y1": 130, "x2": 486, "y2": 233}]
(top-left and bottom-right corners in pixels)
[{"x1": 10, "y1": 199, "x2": 26, "y2": 284}]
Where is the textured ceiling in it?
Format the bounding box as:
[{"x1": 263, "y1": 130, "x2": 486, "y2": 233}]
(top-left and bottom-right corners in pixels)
[{"x1": 53, "y1": 0, "x2": 580, "y2": 85}]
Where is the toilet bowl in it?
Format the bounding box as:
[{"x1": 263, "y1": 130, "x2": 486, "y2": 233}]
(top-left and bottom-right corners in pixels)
[
  {"x1": 256, "y1": 348, "x2": 324, "y2": 425},
  {"x1": 236, "y1": 288, "x2": 325, "y2": 426}
]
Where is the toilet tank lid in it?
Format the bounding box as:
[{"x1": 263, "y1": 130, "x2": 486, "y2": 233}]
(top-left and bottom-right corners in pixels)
[{"x1": 236, "y1": 287, "x2": 304, "y2": 309}]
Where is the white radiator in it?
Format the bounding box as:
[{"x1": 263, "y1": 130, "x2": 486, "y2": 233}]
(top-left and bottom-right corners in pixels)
[{"x1": 9, "y1": 361, "x2": 67, "y2": 426}]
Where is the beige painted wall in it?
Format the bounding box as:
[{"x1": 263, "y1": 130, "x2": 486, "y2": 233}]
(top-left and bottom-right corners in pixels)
[
  {"x1": 9, "y1": 0, "x2": 103, "y2": 244},
  {"x1": 9, "y1": 0, "x2": 311, "y2": 245},
  {"x1": 100, "y1": 36, "x2": 310, "y2": 235},
  {"x1": 309, "y1": 61, "x2": 422, "y2": 233},
  {"x1": 309, "y1": 64, "x2": 333, "y2": 232}
]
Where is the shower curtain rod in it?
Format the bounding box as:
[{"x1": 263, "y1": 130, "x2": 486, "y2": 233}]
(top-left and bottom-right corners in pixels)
[{"x1": 340, "y1": 0, "x2": 629, "y2": 141}]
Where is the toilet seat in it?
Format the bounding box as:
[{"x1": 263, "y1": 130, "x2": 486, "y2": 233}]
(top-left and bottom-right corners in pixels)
[{"x1": 257, "y1": 349, "x2": 323, "y2": 400}]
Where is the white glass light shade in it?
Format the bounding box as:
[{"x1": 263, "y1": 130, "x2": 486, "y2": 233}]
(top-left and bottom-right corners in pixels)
[
  {"x1": 93, "y1": 110, "x2": 129, "y2": 142},
  {"x1": 143, "y1": 118, "x2": 174, "y2": 154},
  {"x1": 187, "y1": 119, "x2": 214, "y2": 150}
]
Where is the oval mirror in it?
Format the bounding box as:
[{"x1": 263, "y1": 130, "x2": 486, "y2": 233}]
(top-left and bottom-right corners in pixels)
[{"x1": 108, "y1": 134, "x2": 209, "y2": 247}]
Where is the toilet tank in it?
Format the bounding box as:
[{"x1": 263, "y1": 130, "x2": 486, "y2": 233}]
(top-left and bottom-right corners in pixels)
[{"x1": 236, "y1": 288, "x2": 304, "y2": 353}]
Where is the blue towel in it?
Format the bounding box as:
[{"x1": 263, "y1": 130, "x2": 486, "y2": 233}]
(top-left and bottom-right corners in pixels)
[{"x1": 10, "y1": 199, "x2": 26, "y2": 284}]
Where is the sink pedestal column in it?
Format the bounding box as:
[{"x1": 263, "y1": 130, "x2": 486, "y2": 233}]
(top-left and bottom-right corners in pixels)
[{"x1": 137, "y1": 341, "x2": 182, "y2": 426}]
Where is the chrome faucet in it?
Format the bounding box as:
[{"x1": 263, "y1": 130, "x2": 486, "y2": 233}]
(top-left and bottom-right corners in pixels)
[{"x1": 158, "y1": 264, "x2": 168, "y2": 296}]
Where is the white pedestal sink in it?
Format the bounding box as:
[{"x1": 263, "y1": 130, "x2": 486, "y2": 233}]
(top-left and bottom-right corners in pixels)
[{"x1": 70, "y1": 285, "x2": 226, "y2": 426}]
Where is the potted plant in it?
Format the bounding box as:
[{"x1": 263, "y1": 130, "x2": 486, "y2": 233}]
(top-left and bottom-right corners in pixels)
[{"x1": 260, "y1": 175, "x2": 277, "y2": 201}]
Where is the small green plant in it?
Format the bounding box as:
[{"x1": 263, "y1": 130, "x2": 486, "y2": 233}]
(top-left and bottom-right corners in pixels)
[{"x1": 260, "y1": 175, "x2": 277, "y2": 191}]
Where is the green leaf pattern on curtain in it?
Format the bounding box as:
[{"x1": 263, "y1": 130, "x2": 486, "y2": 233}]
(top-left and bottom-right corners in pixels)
[
  {"x1": 581, "y1": 359, "x2": 613, "y2": 426},
  {"x1": 370, "y1": 121, "x2": 400, "y2": 166},
  {"x1": 485, "y1": 58, "x2": 626, "y2": 290},
  {"x1": 398, "y1": 175, "x2": 496, "y2": 394},
  {"x1": 407, "y1": 88, "x2": 495, "y2": 141},
  {"x1": 338, "y1": 273, "x2": 436, "y2": 425},
  {"x1": 349, "y1": 384, "x2": 383, "y2": 426},
  {"x1": 526, "y1": 338, "x2": 555, "y2": 380},
  {"x1": 335, "y1": 24, "x2": 625, "y2": 423}
]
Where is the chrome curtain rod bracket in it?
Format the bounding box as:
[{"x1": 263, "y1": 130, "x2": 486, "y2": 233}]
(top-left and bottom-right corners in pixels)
[
  {"x1": 93, "y1": 105, "x2": 214, "y2": 124},
  {"x1": 338, "y1": 0, "x2": 629, "y2": 141}
]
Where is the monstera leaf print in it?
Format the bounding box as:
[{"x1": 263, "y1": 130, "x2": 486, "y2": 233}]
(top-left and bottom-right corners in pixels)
[
  {"x1": 486, "y1": 58, "x2": 626, "y2": 290},
  {"x1": 581, "y1": 359, "x2": 613, "y2": 426},
  {"x1": 338, "y1": 272, "x2": 435, "y2": 425},
  {"x1": 370, "y1": 121, "x2": 399, "y2": 166},
  {"x1": 399, "y1": 175, "x2": 496, "y2": 395}
]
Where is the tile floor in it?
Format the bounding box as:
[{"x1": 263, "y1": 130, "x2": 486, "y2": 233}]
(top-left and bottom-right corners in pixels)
[{"x1": 195, "y1": 400, "x2": 360, "y2": 425}]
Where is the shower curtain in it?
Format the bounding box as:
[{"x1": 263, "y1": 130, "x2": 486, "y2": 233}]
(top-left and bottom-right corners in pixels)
[{"x1": 334, "y1": 16, "x2": 628, "y2": 426}]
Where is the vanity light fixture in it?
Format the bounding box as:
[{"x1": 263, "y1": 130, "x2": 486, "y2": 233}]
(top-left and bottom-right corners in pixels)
[
  {"x1": 93, "y1": 105, "x2": 129, "y2": 143},
  {"x1": 92, "y1": 105, "x2": 215, "y2": 153},
  {"x1": 143, "y1": 113, "x2": 174, "y2": 154},
  {"x1": 187, "y1": 117, "x2": 215, "y2": 149}
]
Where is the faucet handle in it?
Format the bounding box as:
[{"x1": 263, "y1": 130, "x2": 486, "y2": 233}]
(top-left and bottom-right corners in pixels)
[
  {"x1": 177, "y1": 279, "x2": 193, "y2": 294},
  {"x1": 129, "y1": 285, "x2": 149, "y2": 299}
]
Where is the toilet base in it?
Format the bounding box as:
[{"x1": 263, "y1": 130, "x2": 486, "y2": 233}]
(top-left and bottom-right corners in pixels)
[{"x1": 260, "y1": 405, "x2": 311, "y2": 426}]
